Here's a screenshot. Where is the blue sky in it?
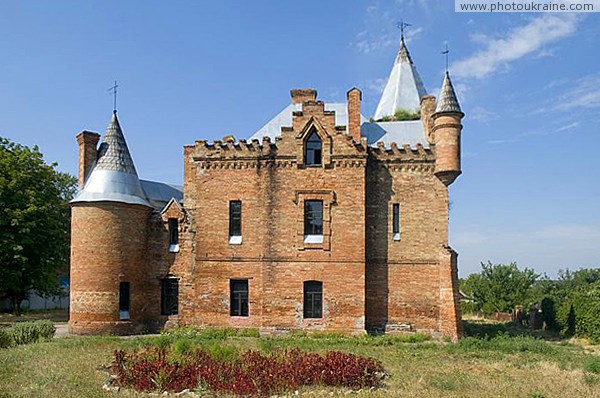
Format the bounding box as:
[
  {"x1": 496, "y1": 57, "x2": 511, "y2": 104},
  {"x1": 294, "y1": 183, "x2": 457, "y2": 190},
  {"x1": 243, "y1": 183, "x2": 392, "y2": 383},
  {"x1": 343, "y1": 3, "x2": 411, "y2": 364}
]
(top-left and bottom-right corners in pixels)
[{"x1": 1, "y1": 1, "x2": 599, "y2": 277}]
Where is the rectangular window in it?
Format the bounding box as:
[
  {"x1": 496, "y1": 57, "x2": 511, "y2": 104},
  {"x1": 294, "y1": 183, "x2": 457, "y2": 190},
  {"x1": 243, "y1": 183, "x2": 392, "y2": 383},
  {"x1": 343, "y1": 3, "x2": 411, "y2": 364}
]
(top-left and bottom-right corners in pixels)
[
  {"x1": 392, "y1": 203, "x2": 400, "y2": 241},
  {"x1": 229, "y1": 200, "x2": 242, "y2": 244},
  {"x1": 119, "y1": 282, "x2": 130, "y2": 320},
  {"x1": 230, "y1": 279, "x2": 249, "y2": 317},
  {"x1": 161, "y1": 278, "x2": 179, "y2": 316},
  {"x1": 303, "y1": 281, "x2": 323, "y2": 318},
  {"x1": 168, "y1": 218, "x2": 179, "y2": 252},
  {"x1": 304, "y1": 200, "x2": 323, "y2": 243}
]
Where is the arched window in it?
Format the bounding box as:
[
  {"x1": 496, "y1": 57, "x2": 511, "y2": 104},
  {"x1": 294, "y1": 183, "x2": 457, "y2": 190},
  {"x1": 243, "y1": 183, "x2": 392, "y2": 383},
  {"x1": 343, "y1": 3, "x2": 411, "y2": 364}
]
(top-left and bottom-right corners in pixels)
[
  {"x1": 304, "y1": 130, "x2": 322, "y2": 166},
  {"x1": 303, "y1": 281, "x2": 323, "y2": 318}
]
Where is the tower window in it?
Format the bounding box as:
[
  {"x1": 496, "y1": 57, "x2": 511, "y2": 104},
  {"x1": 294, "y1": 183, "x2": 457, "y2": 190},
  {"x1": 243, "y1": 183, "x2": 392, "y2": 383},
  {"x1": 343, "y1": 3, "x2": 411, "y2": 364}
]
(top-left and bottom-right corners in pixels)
[
  {"x1": 392, "y1": 203, "x2": 400, "y2": 241},
  {"x1": 304, "y1": 130, "x2": 322, "y2": 166},
  {"x1": 161, "y1": 278, "x2": 179, "y2": 316},
  {"x1": 168, "y1": 218, "x2": 179, "y2": 252},
  {"x1": 229, "y1": 200, "x2": 242, "y2": 244},
  {"x1": 303, "y1": 281, "x2": 323, "y2": 319},
  {"x1": 230, "y1": 279, "x2": 249, "y2": 317},
  {"x1": 304, "y1": 200, "x2": 323, "y2": 243},
  {"x1": 119, "y1": 282, "x2": 130, "y2": 320}
]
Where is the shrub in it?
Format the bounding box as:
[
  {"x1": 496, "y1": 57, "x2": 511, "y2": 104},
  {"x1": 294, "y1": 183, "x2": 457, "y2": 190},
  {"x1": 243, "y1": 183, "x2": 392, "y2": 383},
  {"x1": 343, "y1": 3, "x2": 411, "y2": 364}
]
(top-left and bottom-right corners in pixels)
[
  {"x1": 9, "y1": 320, "x2": 55, "y2": 345},
  {"x1": 112, "y1": 347, "x2": 387, "y2": 395},
  {"x1": 0, "y1": 329, "x2": 14, "y2": 348}
]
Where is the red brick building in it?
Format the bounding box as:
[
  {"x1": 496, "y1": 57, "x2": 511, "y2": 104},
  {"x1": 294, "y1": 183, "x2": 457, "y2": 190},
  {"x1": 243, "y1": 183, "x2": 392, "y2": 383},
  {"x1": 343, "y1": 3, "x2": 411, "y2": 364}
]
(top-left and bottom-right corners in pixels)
[{"x1": 69, "y1": 38, "x2": 464, "y2": 340}]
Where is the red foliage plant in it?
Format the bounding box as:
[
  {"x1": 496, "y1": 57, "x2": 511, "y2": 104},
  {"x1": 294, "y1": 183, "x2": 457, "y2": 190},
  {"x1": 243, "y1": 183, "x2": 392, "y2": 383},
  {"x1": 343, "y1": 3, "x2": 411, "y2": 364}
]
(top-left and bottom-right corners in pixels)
[{"x1": 112, "y1": 347, "x2": 387, "y2": 396}]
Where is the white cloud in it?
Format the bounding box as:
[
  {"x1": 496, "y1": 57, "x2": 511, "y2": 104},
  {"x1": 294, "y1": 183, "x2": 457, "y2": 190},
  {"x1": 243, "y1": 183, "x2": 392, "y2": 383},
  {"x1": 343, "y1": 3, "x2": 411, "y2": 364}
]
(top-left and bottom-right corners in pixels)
[
  {"x1": 535, "y1": 74, "x2": 600, "y2": 114},
  {"x1": 553, "y1": 122, "x2": 580, "y2": 133},
  {"x1": 487, "y1": 138, "x2": 520, "y2": 145},
  {"x1": 469, "y1": 106, "x2": 499, "y2": 122},
  {"x1": 452, "y1": 14, "x2": 580, "y2": 79}
]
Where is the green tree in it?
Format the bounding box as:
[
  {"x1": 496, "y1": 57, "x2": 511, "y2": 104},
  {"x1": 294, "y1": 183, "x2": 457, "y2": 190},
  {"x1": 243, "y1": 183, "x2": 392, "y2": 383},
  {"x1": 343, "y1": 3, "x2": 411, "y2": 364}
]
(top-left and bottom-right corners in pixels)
[
  {"x1": 463, "y1": 261, "x2": 539, "y2": 315},
  {"x1": 0, "y1": 137, "x2": 76, "y2": 312}
]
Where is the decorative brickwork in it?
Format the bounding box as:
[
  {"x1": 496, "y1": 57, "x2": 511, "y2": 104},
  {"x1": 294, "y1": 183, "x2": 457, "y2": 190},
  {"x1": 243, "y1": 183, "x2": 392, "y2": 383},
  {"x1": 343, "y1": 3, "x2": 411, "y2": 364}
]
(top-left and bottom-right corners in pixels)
[{"x1": 70, "y1": 80, "x2": 464, "y2": 340}]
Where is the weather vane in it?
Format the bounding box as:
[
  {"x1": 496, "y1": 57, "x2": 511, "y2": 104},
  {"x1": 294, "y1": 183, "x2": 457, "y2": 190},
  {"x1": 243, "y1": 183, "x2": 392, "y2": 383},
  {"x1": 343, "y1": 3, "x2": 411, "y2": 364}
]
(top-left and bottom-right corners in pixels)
[
  {"x1": 397, "y1": 19, "x2": 412, "y2": 41},
  {"x1": 442, "y1": 43, "x2": 450, "y2": 71},
  {"x1": 108, "y1": 80, "x2": 119, "y2": 113}
]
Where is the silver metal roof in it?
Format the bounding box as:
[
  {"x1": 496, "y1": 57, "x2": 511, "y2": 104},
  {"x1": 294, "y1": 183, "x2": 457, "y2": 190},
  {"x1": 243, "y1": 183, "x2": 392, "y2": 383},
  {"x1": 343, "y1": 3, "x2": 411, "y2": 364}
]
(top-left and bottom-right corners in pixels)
[
  {"x1": 71, "y1": 111, "x2": 152, "y2": 208},
  {"x1": 249, "y1": 103, "x2": 369, "y2": 142},
  {"x1": 361, "y1": 120, "x2": 429, "y2": 149},
  {"x1": 248, "y1": 101, "x2": 427, "y2": 149},
  {"x1": 140, "y1": 180, "x2": 183, "y2": 210},
  {"x1": 435, "y1": 71, "x2": 462, "y2": 114},
  {"x1": 374, "y1": 38, "x2": 427, "y2": 120}
]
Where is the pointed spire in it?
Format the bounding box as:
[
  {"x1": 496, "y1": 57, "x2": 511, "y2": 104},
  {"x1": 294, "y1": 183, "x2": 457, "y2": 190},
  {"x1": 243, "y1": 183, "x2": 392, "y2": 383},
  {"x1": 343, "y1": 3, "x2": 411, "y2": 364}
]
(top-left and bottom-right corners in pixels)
[
  {"x1": 435, "y1": 71, "x2": 463, "y2": 115},
  {"x1": 71, "y1": 112, "x2": 151, "y2": 208},
  {"x1": 94, "y1": 111, "x2": 138, "y2": 175},
  {"x1": 374, "y1": 37, "x2": 427, "y2": 120}
]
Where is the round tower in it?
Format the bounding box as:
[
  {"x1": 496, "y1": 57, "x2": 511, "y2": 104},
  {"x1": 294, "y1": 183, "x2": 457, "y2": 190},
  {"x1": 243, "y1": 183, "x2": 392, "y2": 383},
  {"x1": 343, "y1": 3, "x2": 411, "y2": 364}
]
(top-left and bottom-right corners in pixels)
[
  {"x1": 432, "y1": 71, "x2": 464, "y2": 186},
  {"x1": 69, "y1": 111, "x2": 153, "y2": 335}
]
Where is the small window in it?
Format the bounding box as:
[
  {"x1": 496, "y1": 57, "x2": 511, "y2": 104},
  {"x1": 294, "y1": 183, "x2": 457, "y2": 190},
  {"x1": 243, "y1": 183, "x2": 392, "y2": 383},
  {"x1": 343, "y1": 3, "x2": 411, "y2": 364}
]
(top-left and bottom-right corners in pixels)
[
  {"x1": 230, "y1": 279, "x2": 249, "y2": 317},
  {"x1": 303, "y1": 281, "x2": 323, "y2": 318},
  {"x1": 304, "y1": 200, "x2": 323, "y2": 243},
  {"x1": 304, "y1": 130, "x2": 322, "y2": 166},
  {"x1": 161, "y1": 278, "x2": 179, "y2": 316},
  {"x1": 168, "y1": 218, "x2": 179, "y2": 252},
  {"x1": 119, "y1": 282, "x2": 130, "y2": 320},
  {"x1": 229, "y1": 200, "x2": 242, "y2": 244},
  {"x1": 392, "y1": 203, "x2": 400, "y2": 241}
]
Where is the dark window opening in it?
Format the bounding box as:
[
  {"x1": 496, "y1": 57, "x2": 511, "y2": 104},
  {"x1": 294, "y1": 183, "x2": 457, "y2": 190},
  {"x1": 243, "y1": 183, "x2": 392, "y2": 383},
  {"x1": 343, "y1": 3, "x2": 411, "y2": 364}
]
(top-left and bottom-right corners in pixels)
[
  {"x1": 304, "y1": 200, "x2": 323, "y2": 236},
  {"x1": 230, "y1": 279, "x2": 249, "y2": 317},
  {"x1": 303, "y1": 281, "x2": 323, "y2": 318},
  {"x1": 392, "y1": 203, "x2": 400, "y2": 240},
  {"x1": 168, "y1": 218, "x2": 179, "y2": 245},
  {"x1": 161, "y1": 278, "x2": 179, "y2": 316},
  {"x1": 229, "y1": 201, "x2": 242, "y2": 237},
  {"x1": 119, "y1": 282, "x2": 130, "y2": 320},
  {"x1": 304, "y1": 130, "x2": 322, "y2": 166}
]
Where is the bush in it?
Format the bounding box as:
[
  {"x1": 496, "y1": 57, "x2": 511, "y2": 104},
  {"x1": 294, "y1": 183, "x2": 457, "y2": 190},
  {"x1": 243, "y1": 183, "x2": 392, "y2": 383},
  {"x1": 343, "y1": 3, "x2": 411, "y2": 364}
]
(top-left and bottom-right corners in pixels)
[
  {"x1": 8, "y1": 320, "x2": 55, "y2": 345},
  {"x1": 112, "y1": 347, "x2": 387, "y2": 395},
  {"x1": 0, "y1": 329, "x2": 14, "y2": 348}
]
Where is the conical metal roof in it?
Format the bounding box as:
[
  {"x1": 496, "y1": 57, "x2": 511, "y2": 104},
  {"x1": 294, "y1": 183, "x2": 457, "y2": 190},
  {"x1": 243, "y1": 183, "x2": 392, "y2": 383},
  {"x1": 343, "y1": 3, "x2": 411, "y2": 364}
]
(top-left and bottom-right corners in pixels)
[
  {"x1": 374, "y1": 38, "x2": 427, "y2": 120},
  {"x1": 435, "y1": 71, "x2": 463, "y2": 115},
  {"x1": 71, "y1": 111, "x2": 151, "y2": 207}
]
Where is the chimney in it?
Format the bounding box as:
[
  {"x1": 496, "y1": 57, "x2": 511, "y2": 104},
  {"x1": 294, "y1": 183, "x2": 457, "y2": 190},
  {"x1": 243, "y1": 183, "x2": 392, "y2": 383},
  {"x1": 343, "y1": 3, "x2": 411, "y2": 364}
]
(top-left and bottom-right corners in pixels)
[
  {"x1": 290, "y1": 88, "x2": 317, "y2": 104},
  {"x1": 76, "y1": 131, "x2": 100, "y2": 189},
  {"x1": 420, "y1": 95, "x2": 437, "y2": 143},
  {"x1": 346, "y1": 87, "x2": 362, "y2": 142}
]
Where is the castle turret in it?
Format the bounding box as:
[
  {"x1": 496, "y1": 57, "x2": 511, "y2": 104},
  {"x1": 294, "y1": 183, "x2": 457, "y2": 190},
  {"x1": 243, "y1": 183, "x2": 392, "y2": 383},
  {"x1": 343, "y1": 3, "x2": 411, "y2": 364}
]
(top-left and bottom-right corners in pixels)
[
  {"x1": 432, "y1": 71, "x2": 463, "y2": 186},
  {"x1": 69, "y1": 111, "x2": 153, "y2": 335}
]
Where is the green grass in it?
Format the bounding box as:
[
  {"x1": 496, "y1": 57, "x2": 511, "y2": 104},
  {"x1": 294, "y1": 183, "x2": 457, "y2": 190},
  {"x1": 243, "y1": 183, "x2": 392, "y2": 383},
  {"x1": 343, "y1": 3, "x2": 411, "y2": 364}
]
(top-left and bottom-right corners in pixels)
[{"x1": 1, "y1": 322, "x2": 599, "y2": 397}]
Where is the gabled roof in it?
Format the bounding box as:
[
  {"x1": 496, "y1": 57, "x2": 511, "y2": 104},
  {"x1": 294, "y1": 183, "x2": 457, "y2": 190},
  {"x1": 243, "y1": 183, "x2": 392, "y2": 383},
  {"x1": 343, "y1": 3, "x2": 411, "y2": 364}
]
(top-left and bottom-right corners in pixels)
[
  {"x1": 248, "y1": 101, "x2": 429, "y2": 149},
  {"x1": 248, "y1": 102, "x2": 368, "y2": 142},
  {"x1": 71, "y1": 111, "x2": 152, "y2": 208},
  {"x1": 374, "y1": 38, "x2": 427, "y2": 120}
]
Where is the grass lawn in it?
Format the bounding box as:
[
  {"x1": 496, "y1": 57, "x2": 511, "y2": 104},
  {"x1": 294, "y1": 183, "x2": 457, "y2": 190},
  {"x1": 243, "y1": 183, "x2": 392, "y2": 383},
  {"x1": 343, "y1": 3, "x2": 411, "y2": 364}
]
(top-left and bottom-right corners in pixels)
[
  {"x1": 1, "y1": 321, "x2": 599, "y2": 397},
  {"x1": 0, "y1": 309, "x2": 68, "y2": 330}
]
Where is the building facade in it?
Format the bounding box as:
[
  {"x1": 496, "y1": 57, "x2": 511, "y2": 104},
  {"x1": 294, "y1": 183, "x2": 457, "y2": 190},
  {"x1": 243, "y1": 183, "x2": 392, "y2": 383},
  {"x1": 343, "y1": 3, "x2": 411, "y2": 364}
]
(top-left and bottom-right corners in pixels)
[{"x1": 69, "y1": 39, "x2": 465, "y2": 340}]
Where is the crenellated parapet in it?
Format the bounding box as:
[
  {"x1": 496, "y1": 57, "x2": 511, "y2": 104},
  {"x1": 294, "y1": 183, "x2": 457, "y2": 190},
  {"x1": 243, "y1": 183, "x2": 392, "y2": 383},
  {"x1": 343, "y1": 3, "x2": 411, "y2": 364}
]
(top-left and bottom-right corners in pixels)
[
  {"x1": 189, "y1": 89, "x2": 369, "y2": 171},
  {"x1": 368, "y1": 142, "x2": 435, "y2": 173}
]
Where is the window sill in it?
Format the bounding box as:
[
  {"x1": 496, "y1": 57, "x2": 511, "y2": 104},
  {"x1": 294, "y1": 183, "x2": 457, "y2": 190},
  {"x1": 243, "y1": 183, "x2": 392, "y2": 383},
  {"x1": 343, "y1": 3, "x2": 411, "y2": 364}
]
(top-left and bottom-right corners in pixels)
[
  {"x1": 168, "y1": 244, "x2": 180, "y2": 253},
  {"x1": 229, "y1": 236, "x2": 242, "y2": 245},
  {"x1": 303, "y1": 235, "x2": 323, "y2": 244},
  {"x1": 392, "y1": 233, "x2": 400, "y2": 241}
]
